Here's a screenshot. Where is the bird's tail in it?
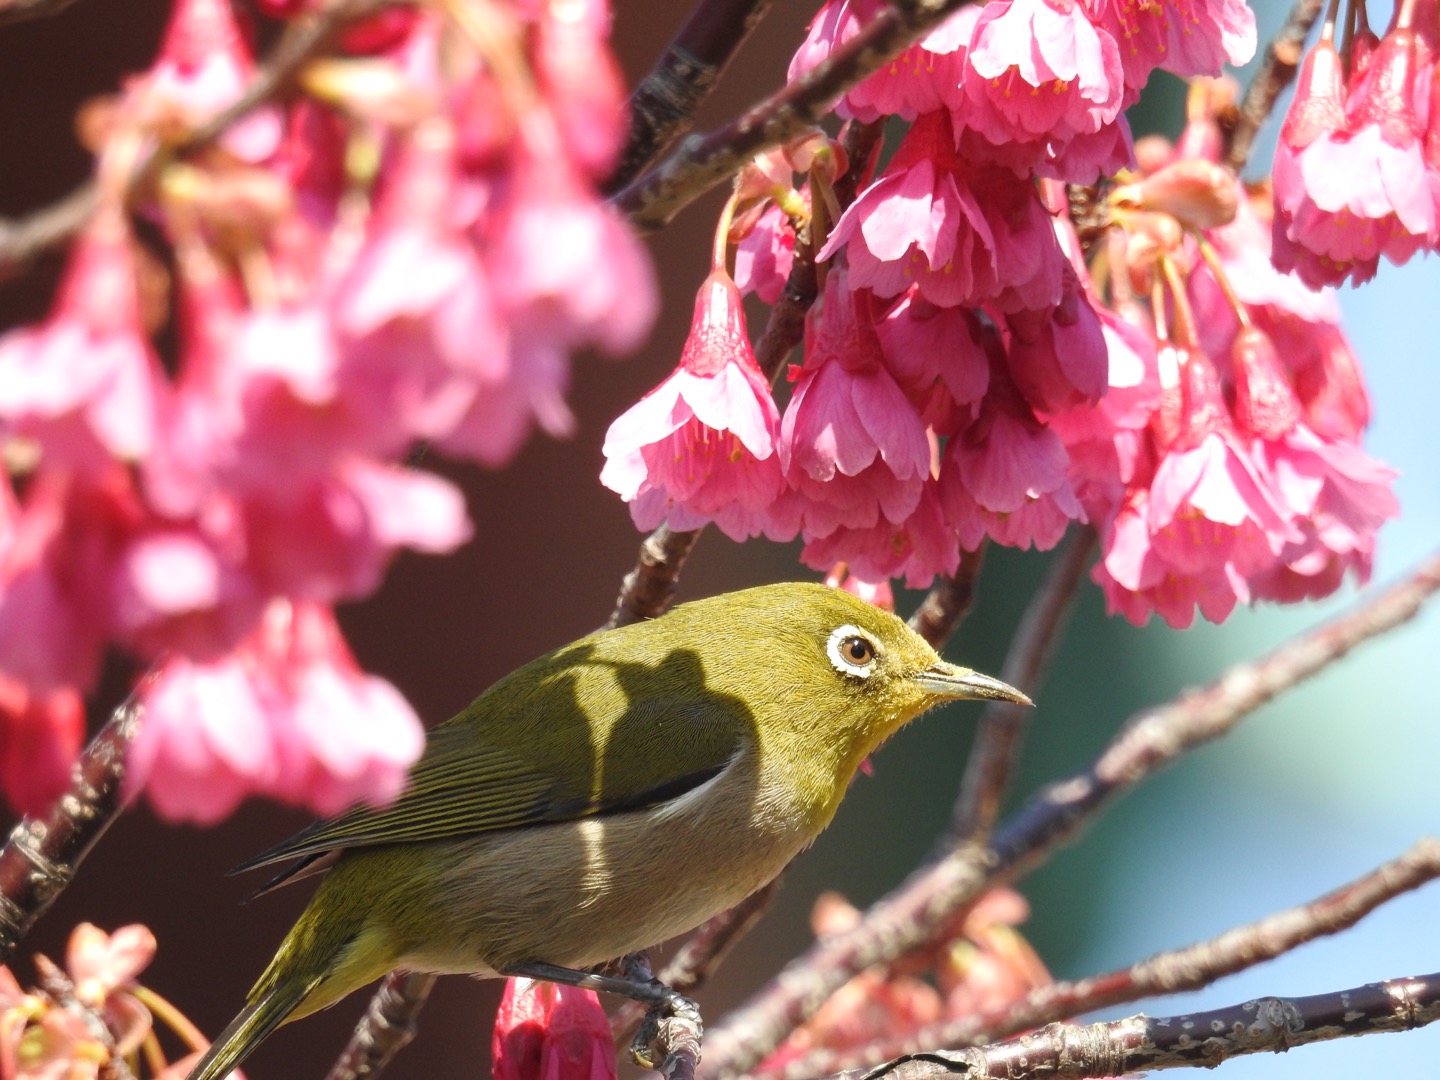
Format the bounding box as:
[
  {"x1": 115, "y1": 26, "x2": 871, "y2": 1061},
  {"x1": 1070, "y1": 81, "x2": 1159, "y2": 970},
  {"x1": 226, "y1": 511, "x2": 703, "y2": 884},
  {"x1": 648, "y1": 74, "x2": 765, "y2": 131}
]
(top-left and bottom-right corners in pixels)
[{"x1": 186, "y1": 971, "x2": 323, "y2": 1080}]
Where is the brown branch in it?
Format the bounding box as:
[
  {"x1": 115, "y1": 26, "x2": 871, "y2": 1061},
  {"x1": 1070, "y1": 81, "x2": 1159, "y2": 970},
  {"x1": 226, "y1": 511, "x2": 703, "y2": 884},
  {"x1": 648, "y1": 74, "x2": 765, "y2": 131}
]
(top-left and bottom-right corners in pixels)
[
  {"x1": 613, "y1": 0, "x2": 978, "y2": 232},
  {"x1": 829, "y1": 972, "x2": 1440, "y2": 1080},
  {"x1": 769, "y1": 837, "x2": 1440, "y2": 1078},
  {"x1": 605, "y1": 525, "x2": 704, "y2": 629},
  {"x1": 908, "y1": 547, "x2": 986, "y2": 650},
  {"x1": 948, "y1": 529, "x2": 1093, "y2": 843},
  {"x1": 0, "y1": 0, "x2": 391, "y2": 277},
  {"x1": 0, "y1": 695, "x2": 144, "y2": 965},
  {"x1": 702, "y1": 548, "x2": 1440, "y2": 1077},
  {"x1": 1225, "y1": 0, "x2": 1326, "y2": 172},
  {"x1": 324, "y1": 971, "x2": 437, "y2": 1080},
  {"x1": 0, "y1": 0, "x2": 80, "y2": 28},
  {"x1": 607, "y1": 0, "x2": 776, "y2": 193}
]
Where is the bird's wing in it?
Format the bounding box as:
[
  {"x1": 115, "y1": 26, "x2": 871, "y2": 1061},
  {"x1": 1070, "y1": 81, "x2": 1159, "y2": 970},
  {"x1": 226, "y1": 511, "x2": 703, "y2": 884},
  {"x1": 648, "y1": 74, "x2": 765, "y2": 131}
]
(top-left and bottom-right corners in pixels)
[{"x1": 231, "y1": 695, "x2": 743, "y2": 880}]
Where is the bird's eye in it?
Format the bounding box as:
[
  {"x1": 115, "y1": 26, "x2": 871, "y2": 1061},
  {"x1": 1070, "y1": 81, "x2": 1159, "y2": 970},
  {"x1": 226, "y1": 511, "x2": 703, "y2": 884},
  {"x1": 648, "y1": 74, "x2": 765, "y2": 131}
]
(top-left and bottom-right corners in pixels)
[{"x1": 827, "y1": 625, "x2": 880, "y2": 678}]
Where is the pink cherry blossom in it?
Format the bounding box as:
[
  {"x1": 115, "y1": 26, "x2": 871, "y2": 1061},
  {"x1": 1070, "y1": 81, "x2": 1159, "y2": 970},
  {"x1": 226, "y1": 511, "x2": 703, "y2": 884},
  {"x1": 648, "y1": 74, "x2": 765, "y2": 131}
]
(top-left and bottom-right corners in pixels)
[
  {"x1": 1272, "y1": 31, "x2": 1435, "y2": 287},
  {"x1": 823, "y1": 112, "x2": 1067, "y2": 309},
  {"x1": 962, "y1": 0, "x2": 1125, "y2": 145},
  {"x1": 0, "y1": 674, "x2": 83, "y2": 818},
  {"x1": 493, "y1": 979, "x2": 617, "y2": 1080},
  {"x1": 734, "y1": 205, "x2": 797, "y2": 304},
  {"x1": 874, "y1": 290, "x2": 991, "y2": 430},
  {"x1": 939, "y1": 369, "x2": 1082, "y2": 551},
  {"x1": 129, "y1": 600, "x2": 425, "y2": 823},
  {"x1": 800, "y1": 480, "x2": 958, "y2": 588},
  {"x1": 601, "y1": 270, "x2": 785, "y2": 541},
  {"x1": 129, "y1": 0, "x2": 283, "y2": 162},
  {"x1": 790, "y1": 0, "x2": 969, "y2": 120},
  {"x1": 1003, "y1": 266, "x2": 1108, "y2": 413},
  {"x1": 1099, "y1": 0, "x2": 1256, "y2": 90},
  {"x1": 0, "y1": 215, "x2": 166, "y2": 471},
  {"x1": 531, "y1": 0, "x2": 628, "y2": 179},
  {"x1": 778, "y1": 273, "x2": 932, "y2": 539}
]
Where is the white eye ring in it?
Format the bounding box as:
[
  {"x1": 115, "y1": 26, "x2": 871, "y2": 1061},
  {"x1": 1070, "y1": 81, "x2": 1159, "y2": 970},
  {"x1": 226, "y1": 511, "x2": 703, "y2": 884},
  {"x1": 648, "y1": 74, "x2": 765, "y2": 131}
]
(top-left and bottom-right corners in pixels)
[{"x1": 827, "y1": 625, "x2": 880, "y2": 678}]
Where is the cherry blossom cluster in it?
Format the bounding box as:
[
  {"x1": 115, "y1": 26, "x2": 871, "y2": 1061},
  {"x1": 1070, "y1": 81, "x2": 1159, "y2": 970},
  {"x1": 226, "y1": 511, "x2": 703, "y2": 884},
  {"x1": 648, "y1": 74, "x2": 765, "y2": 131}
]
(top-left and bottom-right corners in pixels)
[
  {"x1": 0, "y1": 922, "x2": 210, "y2": 1079},
  {"x1": 758, "y1": 889, "x2": 1060, "y2": 1077},
  {"x1": 601, "y1": 0, "x2": 1399, "y2": 628},
  {"x1": 0, "y1": 0, "x2": 654, "y2": 819},
  {"x1": 1272, "y1": 0, "x2": 1440, "y2": 286},
  {"x1": 491, "y1": 978, "x2": 617, "y2": 1080}
]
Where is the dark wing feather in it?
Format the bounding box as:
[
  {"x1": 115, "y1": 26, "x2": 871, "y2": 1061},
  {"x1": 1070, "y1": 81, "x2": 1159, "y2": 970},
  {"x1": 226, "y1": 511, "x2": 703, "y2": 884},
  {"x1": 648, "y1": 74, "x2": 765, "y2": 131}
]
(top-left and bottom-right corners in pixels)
[{"x1": 232, "y1": 694, "x2": 743, "y2": 879}]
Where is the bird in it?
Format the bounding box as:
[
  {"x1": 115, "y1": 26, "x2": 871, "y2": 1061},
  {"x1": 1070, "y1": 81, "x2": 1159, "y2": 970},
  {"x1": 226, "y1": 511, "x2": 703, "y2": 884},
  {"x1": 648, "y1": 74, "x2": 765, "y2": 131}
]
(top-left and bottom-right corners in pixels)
[{"x1": 186, "y1": 581, "x2": 1029, "y2": 1080}]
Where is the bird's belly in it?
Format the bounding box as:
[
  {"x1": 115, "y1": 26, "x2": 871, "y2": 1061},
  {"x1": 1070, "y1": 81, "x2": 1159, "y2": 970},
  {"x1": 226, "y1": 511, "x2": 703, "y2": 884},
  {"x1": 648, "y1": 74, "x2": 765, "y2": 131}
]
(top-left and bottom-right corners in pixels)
[{"x1": 388, "y1": 772, "x2": 812, "y2": 975}]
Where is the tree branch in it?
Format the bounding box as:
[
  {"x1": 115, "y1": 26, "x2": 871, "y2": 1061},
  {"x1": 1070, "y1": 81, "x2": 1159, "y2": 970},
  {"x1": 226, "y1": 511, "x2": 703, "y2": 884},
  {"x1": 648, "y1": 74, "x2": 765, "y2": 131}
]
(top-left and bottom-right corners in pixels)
[
  {"x1": 0, "y1": 0, "x2": 81, "y2": 29},
  {"x1": 703, "y1": 548, "x2": 1440, "y2": 1077},
  {"x1": 0, "y1": 694, "x2": 144, "y2": 964},
  {"x1": 949, "y1": 529, "x2": 1093, "y2": 843},
  {"x1": 828, "y1": 972, "x2": 1440, "y2": 1080},
  {"x1": 324, "y1": 971, "x2": 437, "y2": 1080},
  {"x1": 612, "y1": 0, "x2": 977, "y2": 232},
  {"x1": 908, "y1": 547, "x2": 987, "y2": 650},
  {"x1": 607, "y1": 0, "x2": 776, "y2": 193},
  {"x1": 1224, "y1": 0, "x2": 1326, "y2": 172},
  {"x1": 605, "y1": 525, "x2": 704, "y2": 629},
  {"x1": 0, "y1": 0, "x2": 391, "y2": 277},
  {"x1": 768, "y1": 837, "x2": 1440, "y2": 1078}
]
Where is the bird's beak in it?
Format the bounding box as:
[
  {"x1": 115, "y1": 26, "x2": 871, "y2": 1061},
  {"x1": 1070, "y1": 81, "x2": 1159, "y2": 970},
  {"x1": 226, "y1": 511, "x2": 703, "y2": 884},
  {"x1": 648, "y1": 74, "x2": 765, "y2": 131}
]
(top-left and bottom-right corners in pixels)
[{"x1": 912, "y1": 660, "x2": 1032, "y2": 706}]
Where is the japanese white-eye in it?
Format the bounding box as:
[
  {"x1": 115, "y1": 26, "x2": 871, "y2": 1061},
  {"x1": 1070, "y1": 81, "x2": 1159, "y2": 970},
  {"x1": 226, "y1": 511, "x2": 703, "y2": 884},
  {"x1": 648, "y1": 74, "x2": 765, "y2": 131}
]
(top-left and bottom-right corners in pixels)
[{"x1": 187, "y1": 582, "x2": 1028, "y2": 1080}]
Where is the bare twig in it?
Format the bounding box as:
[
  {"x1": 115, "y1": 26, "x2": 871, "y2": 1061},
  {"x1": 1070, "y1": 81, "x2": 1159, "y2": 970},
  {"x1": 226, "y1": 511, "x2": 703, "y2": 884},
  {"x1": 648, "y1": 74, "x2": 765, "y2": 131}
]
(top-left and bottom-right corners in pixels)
[
  {"x1": 605, "y1": 525, "x2": 704, "y2": 629},
  {"x1": 703, "y1": 549, "x2": 1440, "y2": 1077},
  {"x1": 0, "y1": 0, "x2": 390, "y2": 276},
  {"x1": 613, "y1": 0, "x2": 978, "y2": 232},
  {"x1": 324, "y1": 971, "x2": 437, "y2": 1080},
  {"x1": 770, "y1": 837, "x2": 1440, "y2": 1078},
  {"x1": 608, "y1": 0, "x2": 776, "y2": 193},
  {"x1": 949, "y1": 530, "x2": 1093, "y2": 843},
  {"x1": 0, "y1": 696, "x2": 144, "y2": 964},
  {"x1": 908, "y1": 547, "x2": 986, "y2": 650},
  {"x1": 828, "y1": 972, "x2": 1440, "y2": 1080},
  {"x1": 1225, "y1": 0, "x2": 1326, "y2": 171}
]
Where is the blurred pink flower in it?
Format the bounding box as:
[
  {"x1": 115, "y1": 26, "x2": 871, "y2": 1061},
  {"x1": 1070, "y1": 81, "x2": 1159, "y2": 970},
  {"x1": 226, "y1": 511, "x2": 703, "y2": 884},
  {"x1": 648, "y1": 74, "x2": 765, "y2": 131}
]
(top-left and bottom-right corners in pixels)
[
  {"x1": 0, "y1": 675, "x2": 83, "y2": 819},
  {"x1": 0, "y1": 216, "x2": 165, "y2": 471},
  {"x1": 130, "y1": 600, "x2": 425, "y2": 823}
]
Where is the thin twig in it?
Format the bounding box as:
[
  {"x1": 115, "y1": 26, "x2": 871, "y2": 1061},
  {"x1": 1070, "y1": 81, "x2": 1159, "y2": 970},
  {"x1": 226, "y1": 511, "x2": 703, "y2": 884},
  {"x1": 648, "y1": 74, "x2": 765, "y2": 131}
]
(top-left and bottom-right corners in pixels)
[
  {"x1": 907, "y1": 546, "x2": 986, "y2": 650},
  {"x1": 753, "y1": 118, "x2": 884, "y2": 383},
  {"x1": 613, "y1": 0, "x2": 978, "y2": 232},
  {"x1": 1225, "y1": 0, "x2": 1326, "y2": 172},
  {"x1": 605, "y1": 525, "x2": 704, "y2": 629},
  {"x1": 770, "y1": 837, "x2": 1440, "y2": 1078},
  {"x1": 0, "y1": 0, "x2": 391, "y2": 276},
  {"x1": 0, "y1": 695, "x2": 144, "y2": 964},
  {"x1": 948, "y1": 529, "x2": 1094, "y2": 843},
  {"x1": 607, "y1": 0, "x2": 776, "y2": 193},
  {"x1": 827, "y1": 972, "x2": 1440, "y2": 1080},
  {"x1": 324, "y1": 971, "x2": 437, "y2": 1080},
  {"x1": 703, "y1": 548, "x2": 1440, "y2": 1077}
]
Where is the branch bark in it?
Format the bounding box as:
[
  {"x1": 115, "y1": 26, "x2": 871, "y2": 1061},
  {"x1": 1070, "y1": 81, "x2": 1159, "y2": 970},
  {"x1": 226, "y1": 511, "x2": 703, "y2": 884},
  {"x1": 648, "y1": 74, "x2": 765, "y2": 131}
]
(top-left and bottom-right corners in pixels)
[
  {"x1": 613, "y1": 0, "x2": 978, "y2": 232},
  {"x1": 826, "y1": 972, "x2": 1440, "y2": 1080},
  {"x1": 0, "y1": 695, "x2": 144, "y2": 964},
  {"x1": 768, "y1": 837, "x2": 1440, "y2": 1078}
]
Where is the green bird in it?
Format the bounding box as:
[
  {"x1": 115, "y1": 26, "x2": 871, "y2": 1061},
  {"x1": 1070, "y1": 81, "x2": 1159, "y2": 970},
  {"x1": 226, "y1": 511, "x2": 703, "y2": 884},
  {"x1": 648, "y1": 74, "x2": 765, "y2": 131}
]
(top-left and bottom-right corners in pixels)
[{"x1": 188, "y1": 582, "x2": 1029, "y2": 1080}]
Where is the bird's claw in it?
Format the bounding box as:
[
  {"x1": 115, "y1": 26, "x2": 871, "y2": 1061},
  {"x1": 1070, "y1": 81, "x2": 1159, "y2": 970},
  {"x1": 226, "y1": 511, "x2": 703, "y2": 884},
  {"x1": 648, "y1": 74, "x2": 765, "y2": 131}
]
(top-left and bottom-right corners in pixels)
[{"x1": 627, "y1": 986, "x2": 702, "y2": 1071}]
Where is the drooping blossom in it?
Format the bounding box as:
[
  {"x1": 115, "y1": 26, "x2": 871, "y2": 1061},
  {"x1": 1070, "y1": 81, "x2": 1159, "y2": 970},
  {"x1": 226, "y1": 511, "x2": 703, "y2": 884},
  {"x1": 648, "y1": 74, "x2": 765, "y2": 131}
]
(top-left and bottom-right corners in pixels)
[
  {"x1": 128, "y1": 600, "x2": 425, "y2": 823},
  {"x1": 492, "y1": 979, "x2": 617, "y2": 1080},
  {"x1": 778, "y1": 272, "x2": 932, "y2": 538},
  {"x1": 601, "y1": 269, "x2": 785, "y2": 540},
  {"x1": 0, "y1": 213, "x2": 165, "y2": 472}
]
